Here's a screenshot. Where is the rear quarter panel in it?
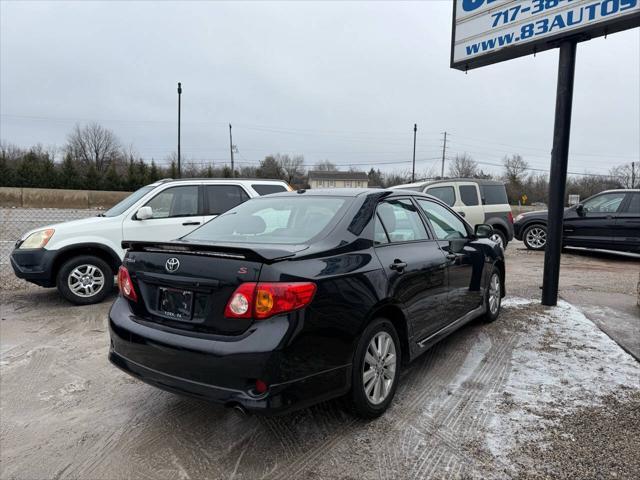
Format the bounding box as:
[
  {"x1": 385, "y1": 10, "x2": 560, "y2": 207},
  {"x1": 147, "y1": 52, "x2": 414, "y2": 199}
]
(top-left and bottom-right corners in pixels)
[{"x1": 259, "y1": 246, "x2": 387, "y2": 379}]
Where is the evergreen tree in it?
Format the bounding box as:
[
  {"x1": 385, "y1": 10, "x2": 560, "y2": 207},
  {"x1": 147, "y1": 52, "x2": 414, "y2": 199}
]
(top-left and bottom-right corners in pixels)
[
  {"x1": 84, "y1": 163, "x2": 101, "y2": 190},
  {"x1": 126, "y1": 159, "x2": 139, "y2": 190},
  {"x1": 15, "y1": 151, "x2": 42, "y2": 187},
  {"x1": 168, "y1": 161, "x2": 178, "y2": 179},
  {"x1": 104, "y1": 162, "x2": 122, "y2": 190},
  {"x1": 59, "y1": 153, "x2": 81, "y2": 189},
  {"x1": 0, "y1": 155, "x2": 17, "y2": 187},
  {"x1": 137, "y1": 159, "x2": 150, "y2": 186},
  {"x1": 149, "y1": 160, "x2": 160, "y2": 183}
]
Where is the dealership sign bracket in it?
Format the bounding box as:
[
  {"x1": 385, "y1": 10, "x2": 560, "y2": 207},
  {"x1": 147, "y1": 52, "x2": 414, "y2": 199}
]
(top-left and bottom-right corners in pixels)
[{"x1": 451, "y1": 0, "x2": 639, "y2": 306}]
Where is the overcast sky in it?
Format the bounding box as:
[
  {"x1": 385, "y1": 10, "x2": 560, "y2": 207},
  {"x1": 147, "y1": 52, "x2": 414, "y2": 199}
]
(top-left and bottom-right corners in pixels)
[{"x1": 1, "y1": 0, "x2": 638, "y2": 177}]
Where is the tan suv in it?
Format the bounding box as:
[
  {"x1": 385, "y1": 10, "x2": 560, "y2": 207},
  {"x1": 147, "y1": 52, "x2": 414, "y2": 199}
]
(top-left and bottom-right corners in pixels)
[{"x1": 391, "y1": 178, "x2": 514, "y2": 247}]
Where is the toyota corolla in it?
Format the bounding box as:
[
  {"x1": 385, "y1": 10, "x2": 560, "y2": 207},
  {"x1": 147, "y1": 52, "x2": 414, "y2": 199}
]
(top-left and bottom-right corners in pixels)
[{"x1": 109, "y1": 188, "x2": 505, "y2": 418}]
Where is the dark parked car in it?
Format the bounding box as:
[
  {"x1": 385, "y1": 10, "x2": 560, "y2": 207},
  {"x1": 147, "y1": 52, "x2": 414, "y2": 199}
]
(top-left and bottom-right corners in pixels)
[
  {"x1": 109, "y1": 189, "x2": 505, "y2": 418},
  {"x1": 514, "y1": 189, "x2": 640, "y2": 253}
]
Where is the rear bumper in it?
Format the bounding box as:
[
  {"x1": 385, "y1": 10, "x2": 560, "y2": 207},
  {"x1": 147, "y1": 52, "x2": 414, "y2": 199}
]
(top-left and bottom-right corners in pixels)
[
  {"x1": 10, "y1": 248, "x2": 56, "y2": 287},
  {"x1": 108, "y1": 297, "x2": 351, "y2": 414}
]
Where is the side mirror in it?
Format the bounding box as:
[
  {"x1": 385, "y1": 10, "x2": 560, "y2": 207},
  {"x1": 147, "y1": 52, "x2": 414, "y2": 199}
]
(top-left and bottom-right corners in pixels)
[
  {"x1": 474, "y1": 224, "x2": 494, "y2": 239},
  {"x1": 136, "y1": 206, "x2": 153, "y2": 220},
  {"x1": 575, "y1": 204, "x2": 585, "y2": 216}
]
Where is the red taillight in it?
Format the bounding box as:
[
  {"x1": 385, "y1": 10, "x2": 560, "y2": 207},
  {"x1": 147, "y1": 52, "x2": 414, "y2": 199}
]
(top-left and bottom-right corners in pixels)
[
  {"x1": 117, "y1": 266, "x2": 138, "y2": 302},
  {"x1": 255, "y1": 379, "x2": 268, "y2": 394},
  {"x1": 507, "y1": 211, "x2": 514, "y2": 224},
  {"x1": 224, "y1": 282, "x2": 316, "y2": 320}
]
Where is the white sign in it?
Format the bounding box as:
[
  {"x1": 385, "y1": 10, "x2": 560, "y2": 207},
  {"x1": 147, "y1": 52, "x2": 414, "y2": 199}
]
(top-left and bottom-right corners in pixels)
[{"x1": 451, "y1": 0, "x2": 640, "y2": 70}]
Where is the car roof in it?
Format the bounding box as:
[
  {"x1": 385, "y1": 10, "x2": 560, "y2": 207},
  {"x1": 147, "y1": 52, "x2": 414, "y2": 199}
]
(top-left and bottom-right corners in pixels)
[
  {"x1": 392, "y1": 178, "x2": 505, "y2": 189},
  {"x1": 151, "y1": 178, "x2": 289, "y2": 186},
  {"x1": 599, "y1": 188, "x2": 640, "y2": 193},
  {"x1": 262, "y1": 187, "x2": 440, "y2": 200}
]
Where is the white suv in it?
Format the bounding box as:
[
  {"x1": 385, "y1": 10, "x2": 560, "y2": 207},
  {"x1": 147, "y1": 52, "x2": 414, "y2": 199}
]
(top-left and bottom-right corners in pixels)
[
  {"x1": 392, "y1": 178, "x2": 514, "y2": 247},
  {"x1": 11, "y1": 178, "x2": 291, "y2": 304}
]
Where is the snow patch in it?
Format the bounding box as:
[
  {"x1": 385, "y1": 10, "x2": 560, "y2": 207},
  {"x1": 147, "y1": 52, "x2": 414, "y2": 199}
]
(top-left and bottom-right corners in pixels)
[{"x1": 486, "y1": 299, "x2": 640, "y2": 460}]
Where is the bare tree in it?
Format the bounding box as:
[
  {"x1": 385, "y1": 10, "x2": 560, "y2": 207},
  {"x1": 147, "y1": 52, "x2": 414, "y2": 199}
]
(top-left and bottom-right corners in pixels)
[
  {"x1": 383, "y1": 169, "x2": 412, "y2": 188},
  {"x1": 503, "y1": 154, "x2": 529, "y2": 185},
  {"x1": 609, "y1": 163, "x2": 635, "y2": 188},
  {"x1": 277, "y1": 154, "x2": 305, "y2": 184},
  {"x1": 448, "y1": 153, "x2": 479, "y2": 178},
  {"x1": 313, "y1": 160, "x2": 338, "y2": 171},
  {"x1": 65, "y1": 123, "x2": 121, "y2": 173}
]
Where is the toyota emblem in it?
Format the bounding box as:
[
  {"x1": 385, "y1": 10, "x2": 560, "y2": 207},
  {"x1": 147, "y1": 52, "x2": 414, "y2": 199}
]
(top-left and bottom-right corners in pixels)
[{"x1": 165, "y1": 258, "x2": 180, "y2": 272}]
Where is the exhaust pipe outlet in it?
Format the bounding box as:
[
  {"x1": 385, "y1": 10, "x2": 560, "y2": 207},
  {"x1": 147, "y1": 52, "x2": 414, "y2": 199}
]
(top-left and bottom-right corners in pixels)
[{"x1": 228, "y1": 403, "x2": 248, "y2": 416}]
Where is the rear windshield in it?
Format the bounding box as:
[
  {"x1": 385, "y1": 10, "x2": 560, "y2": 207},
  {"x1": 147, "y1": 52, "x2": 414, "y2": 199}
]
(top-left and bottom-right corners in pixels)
[
  {"x1": 183, "y1": 196, "x2": 348, "y2": 245},
  {"x1": 480, "y1": 185, "x2": 508, "y2": 205},
  {"x1": 252, "y1": 184, "x2": 288, "y2": 195}
]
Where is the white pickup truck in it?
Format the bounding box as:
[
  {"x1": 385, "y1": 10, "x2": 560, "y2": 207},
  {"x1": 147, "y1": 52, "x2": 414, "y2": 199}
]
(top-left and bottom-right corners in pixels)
[{"x1": 11, "y1": 178, "x2": 291, "y2": 304}]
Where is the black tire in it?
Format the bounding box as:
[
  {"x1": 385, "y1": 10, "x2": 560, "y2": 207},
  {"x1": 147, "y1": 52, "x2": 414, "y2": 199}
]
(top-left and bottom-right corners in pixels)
[
  {"x1": 483, "y1": 267, "x2": 502, "y2": 323},
  {"x1": 56, "y1": 255, "x2": 114, "y2": 305},
  {"x1": 522, "y1": 223, "x2": 547, "y2": 251},
  {"x1": 349, "y1": 318, "x2": 401, "y2": 419}
]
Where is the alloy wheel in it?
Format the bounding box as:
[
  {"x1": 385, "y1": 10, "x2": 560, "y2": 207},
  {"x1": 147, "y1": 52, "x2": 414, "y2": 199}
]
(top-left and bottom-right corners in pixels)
[
  {"x1": 488, "y1": 272, "x2": 501, "y2": 315},
  {"x1": 67, "y1": 264, "x2": 105, "y2": 298},
  {"x1": 362, "y1": 331, "x2": 397, "y2": 405},
  {"x1": 526, "y1": 226, "x2": 547, "y2": 249}
]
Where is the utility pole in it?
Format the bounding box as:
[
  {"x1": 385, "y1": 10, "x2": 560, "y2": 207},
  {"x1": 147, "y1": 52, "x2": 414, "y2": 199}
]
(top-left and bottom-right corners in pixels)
[
  {"x1": 632, "y1": 162, "x2": 636, "y2": 188},
  {"x1": 177, "y1": 82, "x2": 182, "y2": 178},
  {"x1": 412, "y1": 123, "x2": 417, "y2": 182},
  {"x1": 229, "y1": 124, "x2": 235, "y2": 177},
  {"x1": 542, "y1": 40, "x2": 577, "y2": 307},
  {"x1": 440, "y1": 131, "x2": 448, "y2": 178}
]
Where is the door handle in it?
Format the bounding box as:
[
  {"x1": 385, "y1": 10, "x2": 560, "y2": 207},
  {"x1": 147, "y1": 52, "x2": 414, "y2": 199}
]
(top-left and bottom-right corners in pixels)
[
  {"x1": 389, "y1": 259, "x2": 407, "y2": 272},
  {"x1": 182, "y1": 221, "x2": 201, "y2": 226},
  {"x1": 458, "y1": 211, "x2": 466, "y2": 217}
]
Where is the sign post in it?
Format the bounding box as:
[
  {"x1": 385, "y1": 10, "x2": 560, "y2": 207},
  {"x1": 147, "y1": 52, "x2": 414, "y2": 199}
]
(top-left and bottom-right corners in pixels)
[
  {"x1": 542, "y1": 40, "x2": 576, "y2": 306},
  {"x1": 450, "y1": 0, "x2": 639, "y2": 306}
]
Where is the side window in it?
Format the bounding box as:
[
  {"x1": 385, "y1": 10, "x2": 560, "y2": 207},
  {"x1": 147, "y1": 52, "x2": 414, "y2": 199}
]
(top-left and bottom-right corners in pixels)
[
  {"x1": 252, "y1": 184, "x2": 287, "y2": 196},
  {"x1": 481, "y1": 185, "x2": 509, "y2": 205},
  {"x1": 373, "y1": 213, "x2": 389, "y2": 245},
  {"x1": 417, "y1": 199, "x2": 468, "y2": 240},
  {"x1": 145, "y1": 186, "x2": 198, "y2": 218},
  {"x1": 376, "y1": 199, "x2": 429, "y2": 243},
  {"x1": 205, "y1": 185, "x2": 249, "y2": 215},
  {"x1": 625, "y1": 193, "x2": 640, "y2": 214},
  {"x1": 426, "y1": 186, "x2": 455, "y2": 207},
  {"x1": 459, "y1": 185, "x2": 480, "y2": 206},
  {"x1": 582, "y1": 192, "x2": 626, "y2": 214}
]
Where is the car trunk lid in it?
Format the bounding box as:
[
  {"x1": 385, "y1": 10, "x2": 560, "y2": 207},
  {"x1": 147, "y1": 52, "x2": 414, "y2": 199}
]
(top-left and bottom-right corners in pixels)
[{"x1": 122, "y1": 240, "x2": 304, "y2": 335}]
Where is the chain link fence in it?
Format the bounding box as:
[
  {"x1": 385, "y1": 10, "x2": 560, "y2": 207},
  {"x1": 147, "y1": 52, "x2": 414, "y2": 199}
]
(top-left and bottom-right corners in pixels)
[{"x1": 1, "y1": 208, "x2": 100, "y2": 290}]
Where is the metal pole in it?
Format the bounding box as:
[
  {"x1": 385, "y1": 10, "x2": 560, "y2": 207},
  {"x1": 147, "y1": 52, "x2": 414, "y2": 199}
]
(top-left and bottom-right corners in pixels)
[
  {"x1": 441, "y1": 131, "x2": 447, "y2": 178},
  {"x1": 632, "y1": 161, "x2": 636, "y2": 188},
  {"x1": 177, "y1": 82, "x2": 182, "y2": 178},
  {"x1": 229, "y1": 123, "x2": 235, "y2": 177},
  {"x1": 542, "y1": 41, "x2": 577, "y2": 306},
  {"x1": 412, "y1": 123, "x2": 417, "y2": 182}
]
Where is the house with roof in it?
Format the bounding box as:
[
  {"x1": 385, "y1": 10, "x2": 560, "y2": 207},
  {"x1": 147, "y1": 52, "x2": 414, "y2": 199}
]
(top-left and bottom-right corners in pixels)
[{"x1": 307, "y1": 170, "x2": 369, "y2": 189}]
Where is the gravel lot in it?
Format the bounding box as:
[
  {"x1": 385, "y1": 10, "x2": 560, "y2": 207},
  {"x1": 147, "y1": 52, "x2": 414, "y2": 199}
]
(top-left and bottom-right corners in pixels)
[{"x1": 1, "y1": 241, "x2": 639, "y2": 480}]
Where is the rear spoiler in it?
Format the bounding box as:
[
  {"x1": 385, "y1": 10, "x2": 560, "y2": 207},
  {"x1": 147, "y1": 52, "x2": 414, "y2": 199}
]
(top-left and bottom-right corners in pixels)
[{"x1": 121, "y1": 240, "x2": 300, "y2": 263}]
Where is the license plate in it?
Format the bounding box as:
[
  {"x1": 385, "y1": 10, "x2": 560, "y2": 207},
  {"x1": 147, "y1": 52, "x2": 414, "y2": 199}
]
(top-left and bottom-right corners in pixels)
[{"x1": 158, "y1": 287, "x2": 194, "y2": 320}]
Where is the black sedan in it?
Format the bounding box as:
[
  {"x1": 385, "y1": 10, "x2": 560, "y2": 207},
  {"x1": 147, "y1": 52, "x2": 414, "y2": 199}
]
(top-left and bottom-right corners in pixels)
[
  {"x1": 515, "y1": 189, "x2": 640, "y2": 253},
  {"x1": 109, "y1": 189, "x2": 505, "y2": 418}
]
